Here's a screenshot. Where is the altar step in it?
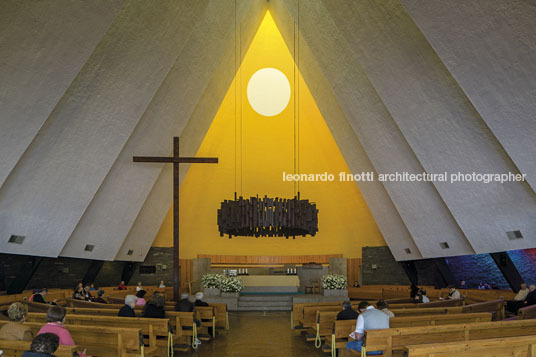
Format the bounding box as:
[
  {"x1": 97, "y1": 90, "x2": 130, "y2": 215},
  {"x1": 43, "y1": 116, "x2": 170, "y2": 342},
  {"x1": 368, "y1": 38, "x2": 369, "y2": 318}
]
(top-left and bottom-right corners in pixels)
[{"x1": 236, "y1": 294, "x2": 293, "y2": 311}]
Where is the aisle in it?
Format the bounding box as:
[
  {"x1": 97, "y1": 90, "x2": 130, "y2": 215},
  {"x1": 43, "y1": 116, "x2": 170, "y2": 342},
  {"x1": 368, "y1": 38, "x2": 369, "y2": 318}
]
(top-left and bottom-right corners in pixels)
[{"x1": 182, "y1": 311, "x2": 327, "y2": 356}]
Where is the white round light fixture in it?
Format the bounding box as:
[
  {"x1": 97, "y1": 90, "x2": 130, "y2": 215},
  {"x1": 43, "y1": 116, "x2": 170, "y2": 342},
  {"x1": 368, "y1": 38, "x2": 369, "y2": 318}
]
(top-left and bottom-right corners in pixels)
[{"x1": 247, "y1": 68, "x2": 291, "y2": 116}]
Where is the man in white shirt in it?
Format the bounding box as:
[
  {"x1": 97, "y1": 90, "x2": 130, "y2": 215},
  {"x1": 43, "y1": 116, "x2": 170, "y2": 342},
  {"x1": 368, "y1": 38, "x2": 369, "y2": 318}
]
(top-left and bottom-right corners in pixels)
[
  {"x1": 507, "y1": 283, "x2": 530, "y2": 313},
  {"x1": 347, "y1": 301, "x2": 389, "y2": 355},
  {"x1": 446, "y1": 285, "x2": 461, "y2": 299}
]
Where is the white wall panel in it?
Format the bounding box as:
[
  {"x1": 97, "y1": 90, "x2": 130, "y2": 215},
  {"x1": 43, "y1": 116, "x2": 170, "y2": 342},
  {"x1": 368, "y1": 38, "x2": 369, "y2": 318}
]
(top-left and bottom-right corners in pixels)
[
  {"x1": 0, "y1": 0, "x2": 209, "y2": 257},
  {"x1": 0, "y1": 0, "x2": 126, "y2": 188},
  {"x1": 402, "y1": 0, "x2": 536, "y2": 193},
  {"x1": 324, "y1": 0, "x2": 536, "y2": 255}
]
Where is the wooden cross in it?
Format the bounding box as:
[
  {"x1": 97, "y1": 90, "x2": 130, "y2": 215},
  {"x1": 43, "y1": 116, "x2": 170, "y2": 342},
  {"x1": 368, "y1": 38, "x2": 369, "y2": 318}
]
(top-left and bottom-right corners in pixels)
[{"x1": 133, "y1": 136, "x2": 218, "y2": 300}]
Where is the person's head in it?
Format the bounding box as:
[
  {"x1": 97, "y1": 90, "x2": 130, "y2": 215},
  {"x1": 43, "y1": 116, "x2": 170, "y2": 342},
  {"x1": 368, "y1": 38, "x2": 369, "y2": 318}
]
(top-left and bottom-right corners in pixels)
[
  {"x1": 521, "y1": 283, "x2": 527, "y2": 290},
  {"x1": 97, "y1": 290, "x2": 105, "y2": 297},
  {"x1": 448, "y1": 285, "x2": 456, "y2": 291},
  {"x1": 148, "y1": 293, "x2": 165, "y2": 308},
  {"x1": 357, "y1": 301, "x2": 369, "y2": 313},
  {"x1": 90, "y1": 283, "x2": 95, "y2": 288},
  {"x1": 30, "y1": 333, "x2": 59, "y2": 355},
  {"x1": 461, "y1": 280, "x2": 466, "y2": 285},
  {"x1": 530, "y1": 285, "x2": 536, "y2": 292},
  {"x1": 40, "y1": 288, "x2": 48, "y2": 297},
  {"x1": 181, "y1": 293, "x2": 190, "y2": 300},
  {"x1": 136, "y1": 290, "x2": 147, "y2": 299},
  {"x1": 420, "y1": 289, "x2": 427, "y2": 296},
  {"x1": 32, "y1": 288, "x2": 40, "y2": 294},
  {"x1": 195, "y1": 292, "x2": 204, "y2": 301},
  {"x1": 46, "y1": 305, "x2": 66, "y2": 324},
  {"x1": 8, "y1": 302, "x2": 27, "y2": 322},
  {"x1": 160, "y1": 280, "x2": 164, "y2": 284},
  {"x1": 120, "y1": 280, "x2": 125, "y2": 285},
  {"x1": 77, "y1": 282, "x2": 83, "y2": 289},
  {"x1": 137, "y1": 281, "x2": 142, "y2": 286},
  {"x1": 376, "y1": 299, "x2": 388, "y2": 310},
  {"x1": 84, "y1": 285, "x2": 91, "y2": 291},
  {"x1": 342, "y1": 301, "x2": 352, "y2": 310},
  {"x1": 125, "y1": 295, "x2": 138, "y2": 308}
]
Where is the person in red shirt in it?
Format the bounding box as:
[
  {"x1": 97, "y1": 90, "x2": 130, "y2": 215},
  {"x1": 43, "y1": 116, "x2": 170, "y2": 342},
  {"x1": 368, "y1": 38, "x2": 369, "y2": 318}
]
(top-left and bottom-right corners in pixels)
[{"x1": 117, "y1": 280, "x2": 127, "y2": 290}]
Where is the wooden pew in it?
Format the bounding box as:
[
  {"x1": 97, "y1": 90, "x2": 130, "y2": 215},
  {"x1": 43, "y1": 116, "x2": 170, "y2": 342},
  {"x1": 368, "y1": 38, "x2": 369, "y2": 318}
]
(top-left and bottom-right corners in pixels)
[
  {"x1": 0, "y1": 321, "x2": 140, "y2": 357},
  {"x1": 319, "y1": 313, "x2": 490, "y2": 356},
  {"x1": 405, "y1": 335, "x2": 536, "y2": 357},
  {"x1": 195, "y1": 306, "x2": 216, "y2": 339},
  {"x1": 52, "y1": 302, "x2": 229, "y2": 332},
  {"x1": 362, "y1": 319, "x2": 536, "y2": 357},
  {"x1": 518, "y1": 304, "x2": 536, "y2": 320},
  {"x1": 326, "y1": 319, "x2": 356, "y2": 357},
  {"x1": 172, "y1": 311, "x2": 198, "y2": 352},
  {"x1": 389, "y1": 299, "x2": 464, "y2": 309},
  {"x1": 0, "y1": 340, "x2": 78, "y2": 357},
  {"x1": 390, "y1": 306, "x2": 463, "y2": 317},
  {"x1": 25, "y1": 312, "x2": 168, "y2": 355},
  {"x1": 460, "y1": 299, "x2": 505, "y2": 320}
]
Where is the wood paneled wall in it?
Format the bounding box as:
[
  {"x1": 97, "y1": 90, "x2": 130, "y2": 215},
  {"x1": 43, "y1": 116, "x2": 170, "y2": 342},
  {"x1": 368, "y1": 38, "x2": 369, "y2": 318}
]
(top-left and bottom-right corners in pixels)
[
  {"x1": 197, "y1": 254, "x2": 343, "y2": 265},
  {"x1": 179, "y1": 259, "x2": 193, "y2": 293},
  {"x1": 347, "y1": 258, "x2": 362, "y2": 285}
]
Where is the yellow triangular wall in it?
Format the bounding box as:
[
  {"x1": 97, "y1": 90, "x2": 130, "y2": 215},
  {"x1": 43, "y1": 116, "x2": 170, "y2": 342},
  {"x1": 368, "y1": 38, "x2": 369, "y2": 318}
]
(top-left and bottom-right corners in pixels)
[{"x1": 152, "y1": 12, "x2": 386, "y2": 258}]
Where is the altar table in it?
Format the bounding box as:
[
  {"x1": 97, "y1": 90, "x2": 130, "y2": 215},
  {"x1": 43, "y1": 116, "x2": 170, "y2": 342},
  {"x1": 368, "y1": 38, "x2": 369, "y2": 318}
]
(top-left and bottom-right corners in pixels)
[{"x1": 240, "y1": 275, "x2": 300, "y2": 293}]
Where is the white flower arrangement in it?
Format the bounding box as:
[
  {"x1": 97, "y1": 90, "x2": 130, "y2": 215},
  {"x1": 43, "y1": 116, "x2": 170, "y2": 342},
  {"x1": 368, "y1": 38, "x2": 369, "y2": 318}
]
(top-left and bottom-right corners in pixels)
[
  {"x1": 219, "y1": 276, "x2": 243, "y2": 293},
  {"x1": 201, "y1": 274, "x2": 225, "y2": 289},
  {"x1": 322, "y1": 274, "x2": 348, "y2": 290}
]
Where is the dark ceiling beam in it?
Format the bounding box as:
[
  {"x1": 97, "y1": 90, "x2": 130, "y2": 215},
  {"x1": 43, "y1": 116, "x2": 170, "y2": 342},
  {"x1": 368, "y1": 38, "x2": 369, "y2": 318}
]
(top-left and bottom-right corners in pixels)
[
  {"x1": 7, "y1": 256, "x2": 42, "y2": 294},
  {"x1": 81, "y1": 260, "x2": 105, "y2": 286},
  {"x1": 433, "y1": 258, "x2": 458, "y2": 288},
  {"x1": 490, "y1": 252, "x2": 524, "y2": 292}
]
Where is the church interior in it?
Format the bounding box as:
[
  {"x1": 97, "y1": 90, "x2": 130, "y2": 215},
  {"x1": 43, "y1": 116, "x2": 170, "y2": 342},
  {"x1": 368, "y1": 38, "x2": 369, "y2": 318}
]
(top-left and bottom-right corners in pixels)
[{"x1": 1, "y1": 0, "x2": 535, "y2": 356}]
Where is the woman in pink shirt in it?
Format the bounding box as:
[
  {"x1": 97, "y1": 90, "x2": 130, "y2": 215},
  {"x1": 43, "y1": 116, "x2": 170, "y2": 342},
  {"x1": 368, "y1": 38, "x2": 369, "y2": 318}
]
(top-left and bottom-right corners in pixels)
[
  {"x1": 38, "y1": 305, "x2": 87, "y2": 356},
  {"x1": 135, "y1": 290, "x2": 147, "y2": 306}
]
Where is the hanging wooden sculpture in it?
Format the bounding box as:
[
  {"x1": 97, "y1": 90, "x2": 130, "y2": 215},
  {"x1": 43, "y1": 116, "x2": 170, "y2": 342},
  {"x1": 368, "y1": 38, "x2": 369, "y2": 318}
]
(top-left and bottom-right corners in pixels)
[{"x1": 218, "y1": 194, "x2": 318, "y2": 238}]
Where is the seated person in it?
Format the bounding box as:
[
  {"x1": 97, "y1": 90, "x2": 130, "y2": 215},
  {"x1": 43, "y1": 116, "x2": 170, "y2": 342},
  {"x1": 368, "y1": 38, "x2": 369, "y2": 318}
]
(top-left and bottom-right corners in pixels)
[
  {"x1": 83, "y1": 285, "x2": 94, "y2": 302},
  {"x1": 136, "y1": 282, "x2": 143, "y2": 292},
  {"x1": 72, "y1": 285, "x2": 86, "y2": 300},
  {"x1": 33, "y1": 289, "x2": 56, "y2": 305},
  {"x1": 118, "y1": 295, "x2": 137, "y2": 317},
  {"x1": 194, "y1": 292, "x2": 209, "y2": 307},
  {"x1": 523, "y1": 285, "x2": 536, "y2": 308},
  {"x1": 418, "y1": 289, "x2": 430, "y2": 303},
  {"x1": 347, "y1": 301, "x2": 389, "y2": 355},
  {"x1": 376, "y1": 299, "x2": 395, "y2": 318},
  {"x1": 0, "y1": 302, "x2": 34, "y2": 341},
  {"x1": 175, "y1": 293, "x2": 194, "y2": 312},
  {"x1": 22, "y1": 333, "x2": 59, "y2": 357},
  {"x1": 336, "y1": 301, "x2": 358, "y2": 320},
  {"x1": 159, "y1": 280, "x2": 166, "y2": 288},
  {"x1": 38, "y1": 306, "x2": 87, "y2": 357},
  {"x1": 507, "y1": 283, "x2": 530, "y2": 313},
  {"x1": 29, "y1": 289, "x2": 40, "y2": 302},
  {"x1": 142, "y1": 293, "x2": 166, "y2": 318},
  {"x1": 136, "y1": 290, "x2": 147, "y2": 306},
  {"x1": 117, "y1": 280, "x2": 127, "y2": 290},
  {"x1": 443, "y1": 285, "x2": 461, "y2": 300},
  {"x1": 93, "y1": 290, "x2": 107, "y2": 304},
  {"x1": 410, "y1": 283, "x2": 419, "y2": 299}
]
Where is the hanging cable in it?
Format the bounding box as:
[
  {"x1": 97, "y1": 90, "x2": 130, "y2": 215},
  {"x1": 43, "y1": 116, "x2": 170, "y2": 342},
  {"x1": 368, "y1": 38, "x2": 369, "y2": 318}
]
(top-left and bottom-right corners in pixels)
[
  {"x1": 234, "y1": 0, "x2": 237, "y2": 197},
  {"x1": 297, "y1": 0, "x2": 301, "y2": 195},
  {"x1": 240, "y1": 17, "x2": 244, "y2": 197}
]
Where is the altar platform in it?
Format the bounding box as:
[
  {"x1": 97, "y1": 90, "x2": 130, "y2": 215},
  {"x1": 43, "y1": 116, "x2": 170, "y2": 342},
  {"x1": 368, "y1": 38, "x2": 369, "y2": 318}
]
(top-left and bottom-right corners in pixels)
[{"x1": 240, "y1": 275, "x2": 300, "y2": 293}]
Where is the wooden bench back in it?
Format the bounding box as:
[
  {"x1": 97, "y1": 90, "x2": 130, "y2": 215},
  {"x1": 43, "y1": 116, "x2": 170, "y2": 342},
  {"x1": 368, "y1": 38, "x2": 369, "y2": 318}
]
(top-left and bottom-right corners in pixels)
[
  {"x1": 25, "y1": 312, "x2": 168, "y2": 349},
  {"x1": 0, "y1": 339, "x2": 78, "y2": 357},
  {"x1": 389, "y1": 312, "x2": 491, "y2": 328},
  {"x1": 389, "y1": 299, "x2": 464, "y2": 309},
  {"x1": 460, "y1": 298, "x2": 504, "y2": 320},
  {"x1": 364, "y1": 319, "x2": 536, "y2": 357},
  {"x1": 389, "y1": 306, "x2": 463, "y2": 317},
  {"x1": 519, "y1": 303, "x2": 536, "y2": 320},
  {"x1": 174, "y1": 311, "x2": 195, "y2": 338},
  {"x1": 0, "y1": 321, "x2": 140, "y2": 357},
  {"x1": 405, "y1": 335, "x2": 536, "y2": 357}
]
